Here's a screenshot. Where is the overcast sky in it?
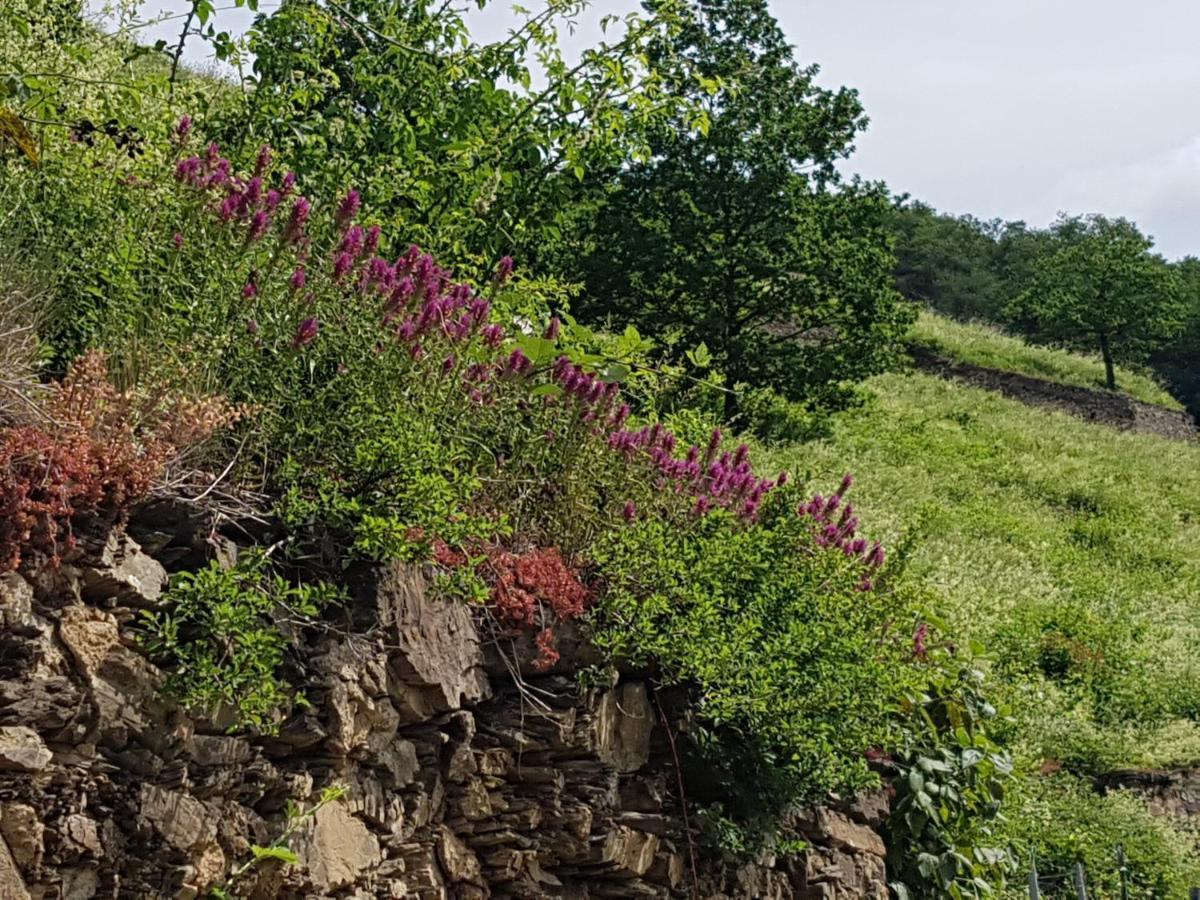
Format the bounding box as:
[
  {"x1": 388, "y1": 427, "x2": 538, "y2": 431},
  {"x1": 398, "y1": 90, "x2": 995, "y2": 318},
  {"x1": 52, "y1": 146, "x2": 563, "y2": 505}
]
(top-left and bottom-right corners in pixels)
[{"x1": 122, "y1": 0, "x2": 1200, "y2": 258}]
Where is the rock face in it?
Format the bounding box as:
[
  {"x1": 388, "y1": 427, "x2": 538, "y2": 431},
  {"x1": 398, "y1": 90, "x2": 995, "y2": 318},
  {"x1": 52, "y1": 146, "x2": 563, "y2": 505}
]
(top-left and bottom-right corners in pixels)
[{"x1": 0, "y1": 524, "x2": 889, "y2": 899}]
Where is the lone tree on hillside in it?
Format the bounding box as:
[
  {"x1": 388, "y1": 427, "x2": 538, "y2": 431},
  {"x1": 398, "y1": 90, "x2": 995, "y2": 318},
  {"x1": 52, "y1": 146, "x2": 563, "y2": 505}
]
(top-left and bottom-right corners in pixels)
[
  {"x1": 1007, "y1": 214, "x2": 1185, "y2": 391},
  {"x1": 562, "y1": 0, "x2": 911, "y2": 415}
]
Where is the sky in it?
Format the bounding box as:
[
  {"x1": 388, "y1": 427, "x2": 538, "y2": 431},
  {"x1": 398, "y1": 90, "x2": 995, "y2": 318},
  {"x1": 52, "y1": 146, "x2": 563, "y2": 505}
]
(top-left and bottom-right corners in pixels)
[{"x1": 115, "y1": 0, "x2": 1200, "y2": 258}]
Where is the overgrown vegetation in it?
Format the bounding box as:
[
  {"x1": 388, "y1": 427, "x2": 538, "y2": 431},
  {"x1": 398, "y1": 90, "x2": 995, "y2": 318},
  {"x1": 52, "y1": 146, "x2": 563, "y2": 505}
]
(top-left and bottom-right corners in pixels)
[
  {"x1": 4, "y1": 0, "x2": 1200, "y2": 893},
  {"x1": 761, "y1": 364, "x2": 1200, "y2": 888}
]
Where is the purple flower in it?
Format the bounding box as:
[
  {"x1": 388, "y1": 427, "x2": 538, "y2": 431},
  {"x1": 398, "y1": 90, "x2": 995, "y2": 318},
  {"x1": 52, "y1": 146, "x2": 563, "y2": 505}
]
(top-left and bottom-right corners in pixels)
[
  {"x1": 254, "y1": 144, "x2": 273, "y2": 176},
  {"x1": 481, "y1": 324, "x2": 505, "y2": 348},
  {"x1": 335, "y1": 189, "x2": 361, "y2": 225},
  {"x1": 494, "y1": 255, "x2": 514, "y2": 284},
  {"x1": 364, "y1": 224, "x2": 382, "y2": 256},
  {"x1": 442, "y1": 354, "x2": 457, "y2": 374},
  {"x1": 289, "y1": 266, "x2": 307, "y2": 291},
  {"x1": 265, "y1": 189, "x2": 282, "y2": 210},
  {"x1": 282, "y1": 197, "x2": 311, "y2": 244},
  {"x1": 339, "y1": 224, "x2": 366, "y2": 259},
  {"x1": 623, "y1": 501, "x2": 637, "y2": 523},
  {"x1": 246, "y1": 318, "x2": 259, "y2": 335},
  {"x1": 247, "y1": 209, "x2": 271, "y2": 243},
  {"x1": 332, "y1": 251, "x2": 354, "y2": 282},
  {"x1": 171, "y1": 232, "x2": 184, "y2": 250},
  {"x1": 292, "y1": 316, "x2": 320, "y2": 348},
  {"x1": 241, "y1": 280, "x2": 258, "y2": 299},
  {"x1": 174, "y1": 156, "x2": 201, "y2": 183},
  {"x1": 838, "y1": 473, "x2": 854, "y2": 496},
  {"x1": 544, "y1": 316, "x2": 561, "y2": 340},
  {"x1": 281, "y1": 171, "x2": 297, "y2": 195},
  {"x1": 913, "y1": 622, "x2": 929, "y2": 660},
  {"x1": 174, "y1": 115, "x2": 192, "y2": 141}
]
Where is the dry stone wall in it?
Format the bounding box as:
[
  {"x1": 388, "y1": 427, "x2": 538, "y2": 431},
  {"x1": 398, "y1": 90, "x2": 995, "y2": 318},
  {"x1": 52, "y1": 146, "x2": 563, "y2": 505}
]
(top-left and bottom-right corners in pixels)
[
  {"x1": 0, "y1": 516, "x2": 889, "y2": 899},
  {"x1": 910, "y1": 346, "x2": 1197, "y2": 441}
]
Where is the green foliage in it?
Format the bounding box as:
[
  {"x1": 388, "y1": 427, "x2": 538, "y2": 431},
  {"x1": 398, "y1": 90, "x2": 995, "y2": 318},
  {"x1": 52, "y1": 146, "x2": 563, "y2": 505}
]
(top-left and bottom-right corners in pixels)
[
  {"x1": 758, "y1": 357, "x2": 1200, "y2": 884},
  {"x1": 590, "y1": 486, "x2": 918, "y2": 804},
  {"x1": 221, "y1": 0, "x2": 693, "y2": 272},
  {"x1": 209, "y1": 784, "x2": 348, "y2": 898},
  {"x1": 734, "y1": 384, "x2": 831, "y2": 444},
  {"x1": 1005, "y1": 214, "x2": 1185, "y2": 390},
  {"x1": 910, "y1": 311, "x2": 1181, "y2": 408},
  {"x1": 565, "y1": 0, "x2": 912, "y2": 411},
  {"x1": 141, "y1": 553, "x2": 340, "y2": 732},
  {"x1": 1000, "y1": 774, "x2": 1200, "y2": 898},
  {"x1": 886, "y1": 653, "x2": 1016, "y2": 898}
]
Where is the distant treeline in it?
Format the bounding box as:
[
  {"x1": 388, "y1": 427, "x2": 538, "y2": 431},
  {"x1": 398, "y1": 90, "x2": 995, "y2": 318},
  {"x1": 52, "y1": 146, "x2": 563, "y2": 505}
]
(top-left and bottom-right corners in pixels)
[{"x1": 887, "y1": 201, "x2": 1200, "y2": 412}]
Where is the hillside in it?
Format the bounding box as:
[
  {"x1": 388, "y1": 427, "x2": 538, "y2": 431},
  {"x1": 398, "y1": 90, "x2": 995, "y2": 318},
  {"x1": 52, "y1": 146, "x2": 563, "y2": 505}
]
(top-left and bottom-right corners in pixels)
[
  {"x1": 910, "y1": 311, "x2": 1183, "y2": 410},
  {"x1": 759, "y1": 329, "x2": 1200, "y2": 888}
]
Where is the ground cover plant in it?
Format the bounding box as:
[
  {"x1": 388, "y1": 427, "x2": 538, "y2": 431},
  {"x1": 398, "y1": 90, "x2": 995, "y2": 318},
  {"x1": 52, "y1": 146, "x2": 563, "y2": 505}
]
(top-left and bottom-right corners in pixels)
[
  {"x1": 910, "y1": 310, "x2": 1181, "y2": 409},
  {"x1": 759, "y1": 363, "x2": 1200, "y2": 887}
]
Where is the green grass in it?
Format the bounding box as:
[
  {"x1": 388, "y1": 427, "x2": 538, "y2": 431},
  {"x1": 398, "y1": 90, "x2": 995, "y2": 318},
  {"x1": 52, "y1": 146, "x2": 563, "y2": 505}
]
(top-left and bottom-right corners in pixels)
[
  {"x1": 757, "y1": 366, "x2": 1200, "y2": 887},
  {"x1": 760, "y1": 370, "x2": 1200, "y2": 773},
  {"x1": 911, "y1": 310, "x2": 1183, "y2": 410}
]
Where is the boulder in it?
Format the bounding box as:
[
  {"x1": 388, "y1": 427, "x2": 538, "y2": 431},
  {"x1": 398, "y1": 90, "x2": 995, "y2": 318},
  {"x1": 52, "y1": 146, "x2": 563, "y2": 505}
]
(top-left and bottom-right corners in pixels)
[{"x1": 295, "y1": 800, "x2": 380, "y2": 892}]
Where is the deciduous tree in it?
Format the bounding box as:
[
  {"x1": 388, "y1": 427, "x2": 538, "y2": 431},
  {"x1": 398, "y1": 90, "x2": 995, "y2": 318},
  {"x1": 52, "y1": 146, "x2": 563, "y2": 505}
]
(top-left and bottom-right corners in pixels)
[{"x1": 1007, "y1": 215, "x2": 1185, "y2": 390}]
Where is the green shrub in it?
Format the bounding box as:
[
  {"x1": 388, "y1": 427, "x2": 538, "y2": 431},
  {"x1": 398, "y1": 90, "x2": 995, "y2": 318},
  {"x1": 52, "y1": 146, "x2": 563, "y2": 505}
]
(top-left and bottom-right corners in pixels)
[
  {"x1": 1001, "y1": 773, "x2": 1200, "y2": 898},
  {"x1": 141, "y1": 553, "x2": 340, "y2": 732},
  {"x1": 590, "y1": 482, "x2": 917, "y2": 804},
  {"x1": 886, "y1": 654, "x2": 1016, "y2": 898}
]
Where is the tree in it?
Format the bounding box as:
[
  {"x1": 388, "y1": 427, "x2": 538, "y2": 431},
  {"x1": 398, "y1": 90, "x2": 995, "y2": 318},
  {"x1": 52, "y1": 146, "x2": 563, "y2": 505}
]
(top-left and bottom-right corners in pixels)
[
  {"x1": 561, "y1": 0, "x2": 911, "y2": 414},
  {"x1": 1007, "y1": 215, "x2": 1185, "y2": 390},
  {"x1": 887, "y1": 200, "x2": 1007, "y2": 321},
  {"x1": 223, "y1": 0, "x2": 693, "y2": 272}
]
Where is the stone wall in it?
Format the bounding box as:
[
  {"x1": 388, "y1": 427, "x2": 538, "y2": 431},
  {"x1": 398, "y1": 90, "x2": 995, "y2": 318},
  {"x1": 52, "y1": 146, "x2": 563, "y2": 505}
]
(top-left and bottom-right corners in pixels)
[
  {"x1": 910, "y1": 346, "x2": 1197, "y2": 441},
  {"x1": 1096, "y1": 768, "x2": 1200, "y2": 820},
  {"x1": 0, "y1": 519, "x2": 890, "y2": 899}
]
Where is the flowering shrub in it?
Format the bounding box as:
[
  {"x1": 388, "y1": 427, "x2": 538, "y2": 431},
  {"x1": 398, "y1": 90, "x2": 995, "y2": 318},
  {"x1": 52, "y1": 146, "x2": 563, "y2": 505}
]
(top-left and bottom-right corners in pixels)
[
  {"x1": 0, "y1": 350, "x2": 238, "y2": 571},
  {"x1": 52, "y1": 122, "x2": 927, "y2": 817}
]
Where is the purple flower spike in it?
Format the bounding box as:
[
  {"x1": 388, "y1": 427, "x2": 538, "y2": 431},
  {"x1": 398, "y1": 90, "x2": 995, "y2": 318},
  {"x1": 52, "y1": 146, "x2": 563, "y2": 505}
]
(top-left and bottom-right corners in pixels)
[
  {"x1": 171, "y1": 232, "x2": 184, "y2": 249},
  {"x1": 332, "y1": 251, "x2": 354, "y2": 282},
  {"x1": 335, "y1": 189, "x2": 361, "y2": 225},
  {"x1": 247, "y1": 209, "x2": 271, "y2": 243},
  {"x1": 175, "y1": 115, "x2": 192, "y2": 141},
  {"x1": 289, "y1": 266, "x2": 307, "y2": 291},
  {"x1": 494, "y1": 255, "x2": 514, "y2": 284},
  {"x1": 623, "y1": 501, "x2": 637, "y2": 523},
  {"x1": 284, "y1": 197, "x2": 311, "y2": 243},
  {"x1": 241, "y1": 280, "x2": 258, "y2": 299},
  {"x1": 254, "y1": 144, "x2": 273, "y2": 176},
  {"x1": 364, "y1": 224, "x2": 382, "y2": 256},
  {"x1": 246, "y1": 318, "x2": 259, "y2": 335},
  {"x1": 292, "y1": 316, "x2": 320, "y2": 348}
]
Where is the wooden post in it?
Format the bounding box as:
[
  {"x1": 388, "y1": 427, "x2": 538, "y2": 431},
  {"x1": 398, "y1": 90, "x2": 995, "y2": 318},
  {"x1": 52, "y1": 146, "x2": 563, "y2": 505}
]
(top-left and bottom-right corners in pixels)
[{"x1": 1073, "y1": 861, "x2": 1088, "y2": 900}]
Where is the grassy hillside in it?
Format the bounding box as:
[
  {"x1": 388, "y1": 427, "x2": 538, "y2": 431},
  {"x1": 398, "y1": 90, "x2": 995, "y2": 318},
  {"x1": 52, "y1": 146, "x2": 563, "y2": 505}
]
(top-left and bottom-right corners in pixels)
[
  {"x1": 758, "y1": 355, "x2": 1200, "y2": 890},
  {"x1": 764, "y1": 369, "x2": 1200, "y2": 768},
  {"x1": 911, "y1": 310, "x2": 1184, "y2": 410}
]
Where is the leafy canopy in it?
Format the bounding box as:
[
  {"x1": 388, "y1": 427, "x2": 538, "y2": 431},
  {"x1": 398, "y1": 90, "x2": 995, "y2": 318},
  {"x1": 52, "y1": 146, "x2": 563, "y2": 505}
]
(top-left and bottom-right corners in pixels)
[
  {"x1": 565, "y1": 0, "x2": 912, "y2": 413},
  {"x1": 1005, "y1": 215, "x2": 1185, "y2": 389},
  {"x1": 225, "y1": 0, "x2": 695, "y2": 272}
]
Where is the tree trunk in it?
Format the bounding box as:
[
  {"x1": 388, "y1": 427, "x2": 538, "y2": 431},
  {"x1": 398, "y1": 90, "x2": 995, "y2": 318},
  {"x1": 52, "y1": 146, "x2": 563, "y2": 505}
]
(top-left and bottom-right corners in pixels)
[{"x1": 1099, "y1": 332, "x2": 1116, "y2": 390}]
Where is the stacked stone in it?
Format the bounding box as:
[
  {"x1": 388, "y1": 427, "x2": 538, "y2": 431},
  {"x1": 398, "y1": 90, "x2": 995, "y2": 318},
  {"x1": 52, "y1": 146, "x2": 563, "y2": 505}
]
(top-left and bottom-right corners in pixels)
[{"x1": 0, "y1": 514, "x2": 888, "y2": 899}]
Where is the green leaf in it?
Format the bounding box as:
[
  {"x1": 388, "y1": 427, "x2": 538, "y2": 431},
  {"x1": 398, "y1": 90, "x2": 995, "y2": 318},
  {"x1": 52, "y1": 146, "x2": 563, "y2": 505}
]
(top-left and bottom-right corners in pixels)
[{"x1": 250, "y1": 845, "x2": 300, "y2": 864}]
